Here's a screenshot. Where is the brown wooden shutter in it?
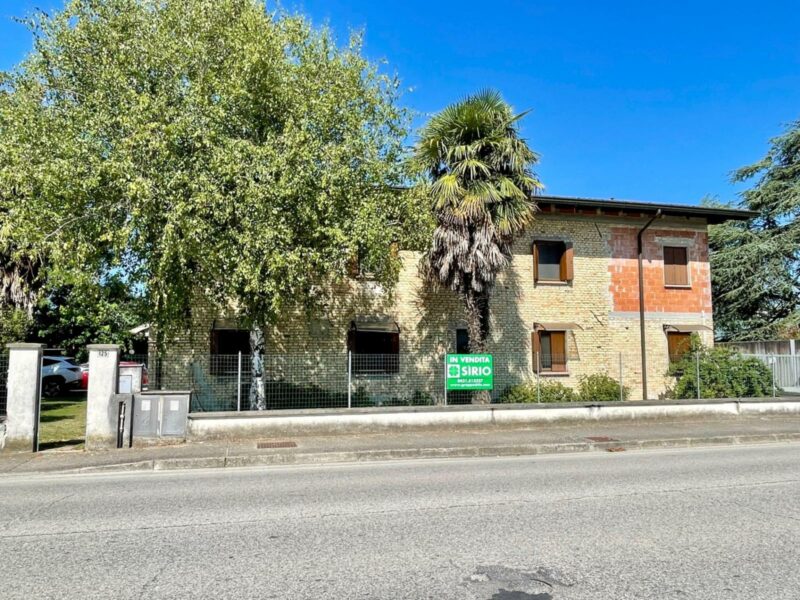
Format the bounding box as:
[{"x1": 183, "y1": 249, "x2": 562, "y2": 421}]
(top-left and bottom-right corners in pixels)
[
  {"x1": 563, "y1": 243, "x2": 574, "y2": 282},
  {"x1": 347, "y1": 253, "x2": 360, "y2": 278},
  {"x1": 532, "y1": 242, "x2": 539, "y2": 282},
  {"x1": 210, "y1": 330, "x2": 219, "y2": 355},
  {"x1": 551, "y1": 331, "x2": 567, "y2": 372},
  {"x1": 664, "y1": 246, "x2": 688, "y2": 286},
  {"x1": 531, "y1": 331, "x2": 541, "y2": 373}
]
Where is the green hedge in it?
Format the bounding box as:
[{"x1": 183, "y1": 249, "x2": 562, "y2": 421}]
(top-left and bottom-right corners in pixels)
[
  {"x1": 668, "y1": 344, "x2": 775, "y2": 399},
  {"x1": 500, "y1": 373, "x2": 628, "y2": 404}
]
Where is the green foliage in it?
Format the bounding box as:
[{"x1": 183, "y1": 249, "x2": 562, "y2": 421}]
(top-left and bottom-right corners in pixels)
[
  {"x1": 414, "y1": 90, "x2": 542, "y2": 355},
  {"x1": 707, "y1": 120, "x2": 800, "y2": 340},
  {"x1": 33, "y1": 275, "x2": 145, "y2": 360},
  {"x1": 576, "y1": 373, "x2": 629, "y2": 402},
  {"x1": 667, "y1": 344, "x2": 775, "y2": 399},
  {"x1": 499, "y1": 380, "x2": 576, "y2": 404},
  {"x1": 0, "y1": 306, "x2": 32, "y2": 347},
  {"x1": 0, "y1": 0, "x2": 418, "y2": 341}
]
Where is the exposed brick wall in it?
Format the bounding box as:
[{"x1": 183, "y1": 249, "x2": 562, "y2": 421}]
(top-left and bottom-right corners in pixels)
[
  {"x1": 609, "y1": 227, "x2": 712, "y2": 314},
  {"x1": 159, "y1": 214, "x2": 715, "y2": 402}
]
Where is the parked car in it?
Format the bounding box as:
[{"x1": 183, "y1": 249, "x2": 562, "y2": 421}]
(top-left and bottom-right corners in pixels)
[
  {"x1": 79, "y1": 361, "x2": 149, "y2": 390},
  {"x1": 41, "y1": 357, "x2": 84, "y2": 398}
]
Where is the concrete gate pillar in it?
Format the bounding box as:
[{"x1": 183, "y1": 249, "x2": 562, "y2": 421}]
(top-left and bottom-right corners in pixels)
[
  {"x1": 85, "y1": 344, "x2": 121, "y2": 450},
  {"x1": 4, "y1": 343, "x2": 44, "y2": 452}
]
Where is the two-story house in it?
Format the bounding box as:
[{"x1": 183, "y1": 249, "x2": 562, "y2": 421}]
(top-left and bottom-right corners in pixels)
[{"x1": 158, "y1": 195, "x2": 753, "y2": 403}]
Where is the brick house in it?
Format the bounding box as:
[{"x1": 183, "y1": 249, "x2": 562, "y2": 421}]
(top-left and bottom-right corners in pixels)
[{"x1": 158, "y1": 195, "x2": 752, "y2": 403}]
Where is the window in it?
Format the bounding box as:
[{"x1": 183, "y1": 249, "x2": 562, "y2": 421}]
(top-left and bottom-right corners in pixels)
[
  {"x1": 667, "y1": 332, "x2": 691, "y2": 363},
  {"x1": 532, "y1": 330, "x2": 568, "y2": 373},
  {"x1": 663, "y1": 246, "x2": 689, "y2": 287},
  {"x1": 348, "y1": 329, "x2": 399, "y2": 375},
  {"x1": 210, "y1": 329, "x2": 250, "y2": 374},
  {"x1": 456, "y1": 328, "x2": 470, "y2": 354},
  {"x1": 533, "y1": 240, "x2": 574, "y2": 283}
]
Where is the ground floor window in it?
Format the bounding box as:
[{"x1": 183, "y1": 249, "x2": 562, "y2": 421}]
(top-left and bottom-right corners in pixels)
[
  {"x1": 533, "y1": 330, "x2": 568, "y2": 373},
  {"x1": 348, "y1": 329, "x2": 400, "y2": 375},
  {"x1": 456, "y1": 328, "x2": 470, "y2": 354},
  {"x1": 667, "y1": 332, "x2": 692, "y2": 363},
  {"x1": 210, "y1": 328, "x2": 250, "y2": 374}
]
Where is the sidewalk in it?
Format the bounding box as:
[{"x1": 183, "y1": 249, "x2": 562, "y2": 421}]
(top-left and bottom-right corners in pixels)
[{"x1": 2, "y1": 415, "x2": 800, "y2": 475}]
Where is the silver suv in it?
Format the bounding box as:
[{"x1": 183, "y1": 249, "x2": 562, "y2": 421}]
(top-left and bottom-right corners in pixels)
[{"x1": 41, "y1": 356, "x2": 83, "y2": 398}]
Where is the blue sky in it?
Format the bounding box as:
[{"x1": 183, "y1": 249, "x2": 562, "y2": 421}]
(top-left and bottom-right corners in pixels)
[{"x1": 1, "y1": 1, "x2": 798, "y2": 206}]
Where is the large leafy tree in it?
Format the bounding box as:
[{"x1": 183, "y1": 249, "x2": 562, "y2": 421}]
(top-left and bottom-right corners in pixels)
[
  {"x1": 414, "y1": 90, "x2": 541, "y2": 402},
  {"x1": 709, "y1": 121, "x2": 800, "y2": 340},
  {"x1": 0, "y1": 0, "x2": 417, "y2": 408}
]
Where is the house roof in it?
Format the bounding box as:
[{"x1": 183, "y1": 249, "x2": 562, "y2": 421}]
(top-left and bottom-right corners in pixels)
[{"x1": 535, "y1": 195, "x2": 756, "y2": 224}]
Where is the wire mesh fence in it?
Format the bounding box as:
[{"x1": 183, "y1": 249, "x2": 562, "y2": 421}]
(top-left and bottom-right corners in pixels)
[
  {"x1": 135, "y1": 348, "x2": 787, "y2": 414},
  {"x1": 0, "y1": 352, "x2": 8, "y2": 417}
]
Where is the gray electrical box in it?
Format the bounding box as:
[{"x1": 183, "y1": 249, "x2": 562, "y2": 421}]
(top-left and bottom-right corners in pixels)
[{"x1": 131, "y1": 392, "x2": 190, "y2": 440}]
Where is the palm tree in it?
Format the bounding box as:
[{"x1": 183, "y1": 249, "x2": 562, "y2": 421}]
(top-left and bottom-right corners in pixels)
[{"x1": 414, "y1": 90, "x2": 541, "y2": 402}]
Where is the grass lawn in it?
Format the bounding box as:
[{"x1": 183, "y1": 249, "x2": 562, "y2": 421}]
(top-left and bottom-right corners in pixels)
[{"x1": 39, "y1": 394, "x2": 86, "y2": 450}]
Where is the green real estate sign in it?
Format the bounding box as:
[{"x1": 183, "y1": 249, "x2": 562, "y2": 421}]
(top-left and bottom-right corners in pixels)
[{"x1": 445, "y1": 354, "x2": 494, "y2": 391}]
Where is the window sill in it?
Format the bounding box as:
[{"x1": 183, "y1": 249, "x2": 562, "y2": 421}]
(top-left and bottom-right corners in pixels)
[
  {"x1": 535, "y1": 280, "x2": 570, "y2": 287},
  {"x1": 664, "y1": 284, "x2": 692, "y2": 289},
  {"x1": 536, "y1": 371, "x2": 570, "y2": 377}
]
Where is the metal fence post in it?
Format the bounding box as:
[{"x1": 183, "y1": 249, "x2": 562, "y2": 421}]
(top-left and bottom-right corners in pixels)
[
  {"x1": 347, "y1": 351, "x2": 352, "y2": 409},
  {"x1": 696, "y1": 351, "x2": 701, "y2": 400},
  {"x1": 772, "y1": 356, "x2": 776, "y2": 398},
  {"x1": 236, "y1": 351, "x2": 242, "y2": 412},
  {"x1": 619, "y1": 352, "x2": 623, "y2": 402},
  {"x1": 443, "y1": 355, "x2": 448, "y2": 406},
  {"x1": 536, "y1": 351, "x2": 541, "y2": 404}
]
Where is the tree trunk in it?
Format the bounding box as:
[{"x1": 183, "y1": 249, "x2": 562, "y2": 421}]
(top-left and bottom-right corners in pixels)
[
  {"x1": 249, "y1": 325, "x2": 266, "y2": 410},
  {"x1": 464, "y1": 289, "x2": 492, "y2": 404}
]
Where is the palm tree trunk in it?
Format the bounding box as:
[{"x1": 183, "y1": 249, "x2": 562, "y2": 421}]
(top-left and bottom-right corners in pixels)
[
  {"x1": 464, "y1": 289, "x2": 492, "y2": 404},
  {"x1": 248, "y1": 324, "x2": 266, "y2": 410}
]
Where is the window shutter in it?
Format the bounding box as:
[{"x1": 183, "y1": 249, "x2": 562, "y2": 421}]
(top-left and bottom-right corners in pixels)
[
  {"x1": 563, "y1": 243, "x2": 574, "y2": 281},
  {"x1": 210, "y1": 330, "x2": 219, "y2": 355},
  {"x1": 532, "y1": 242, "x2": 539, "y2": 282},
  {"x1": 531, "y1": 331, "x2": 541, "y2": 372}
]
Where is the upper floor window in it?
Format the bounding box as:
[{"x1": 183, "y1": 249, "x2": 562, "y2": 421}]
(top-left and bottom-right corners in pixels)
[
  {"x1": 663, "y1": 246, "x2": 689, "y2": 287},
  {"x1": 533, "y1": 240, "x2": 574, "y2": 283}
]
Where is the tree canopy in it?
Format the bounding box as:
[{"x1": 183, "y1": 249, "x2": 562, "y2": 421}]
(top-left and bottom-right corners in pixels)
[
  {"x1": 708, "y1": 120, "x2": 800, "y2": 340},
  {"x1": 0, "y1": 0, "x2": 420, "y2": 346}
]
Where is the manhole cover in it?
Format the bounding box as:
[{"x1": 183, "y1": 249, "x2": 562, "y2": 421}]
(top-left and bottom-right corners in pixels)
[
  {"x1": 257, "y1": 441, "x2": 297, "y2": 449},
  {"x1": 586, "y1": 436, "x2": 618, "y2": 442}
]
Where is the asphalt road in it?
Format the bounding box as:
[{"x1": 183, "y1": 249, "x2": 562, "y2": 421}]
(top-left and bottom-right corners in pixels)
[{"x1": 2, "y1": 445, "x2": 800, "y2": 599}]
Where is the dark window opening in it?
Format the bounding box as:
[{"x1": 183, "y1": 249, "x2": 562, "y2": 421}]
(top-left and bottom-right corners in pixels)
[
  {"x1": 210, "y1": 329, "x2": 250, "y2": 374},
  {"x1": 456, "y1": 328, "x2": 470, "y2": 354},
  {"x1": 348, "y1": 330, "x2": 399, "y2": 375},
  {"x1": 533, "y1": 330, "x2": 568, "y2": 373},
  {"x1": 664, "y1": 246, "x2": 689, "y2": 287}
]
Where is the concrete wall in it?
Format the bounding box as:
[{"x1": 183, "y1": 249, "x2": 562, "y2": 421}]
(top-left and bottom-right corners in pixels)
[
  {"x1": 186, "y1": 397, "x2": 800, "y2": 439},
  {"x1": 159, "y1": 213, "x2": 715, "y2": 401}
]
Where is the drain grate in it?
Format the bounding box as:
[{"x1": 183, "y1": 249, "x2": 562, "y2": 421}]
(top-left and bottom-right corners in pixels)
[
  {"x1": 257, "y1": 441, "x2": 297, "y2": 449},
  {"x1": 606, "y1": 446, "x2": 626, "y2": 452},
  {"x1": 586, "y1": 436, "x2": 618, "y2": 442}
]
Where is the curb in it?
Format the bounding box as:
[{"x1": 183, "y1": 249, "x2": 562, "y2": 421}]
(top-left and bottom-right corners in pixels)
[{"x1": 65, "y1": 432, "x2": 800, "y2": 475}]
